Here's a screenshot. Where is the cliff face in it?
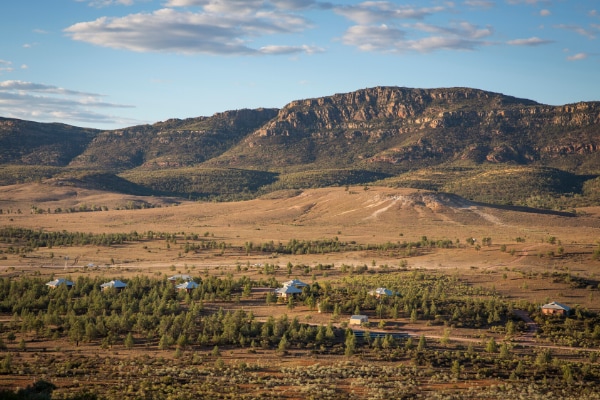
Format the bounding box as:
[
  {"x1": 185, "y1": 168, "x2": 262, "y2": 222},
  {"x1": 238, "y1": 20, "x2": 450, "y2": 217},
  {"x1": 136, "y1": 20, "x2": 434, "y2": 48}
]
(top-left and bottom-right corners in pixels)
[{"x1": 218, "y1": 87, "x2": 599, "y2": 171}]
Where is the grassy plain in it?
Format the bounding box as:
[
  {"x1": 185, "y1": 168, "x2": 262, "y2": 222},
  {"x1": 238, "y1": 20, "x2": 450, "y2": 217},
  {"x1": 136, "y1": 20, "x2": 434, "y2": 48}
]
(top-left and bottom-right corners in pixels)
[{"x1": 1, "y1": 183, "x2": 599, "y2": 398}]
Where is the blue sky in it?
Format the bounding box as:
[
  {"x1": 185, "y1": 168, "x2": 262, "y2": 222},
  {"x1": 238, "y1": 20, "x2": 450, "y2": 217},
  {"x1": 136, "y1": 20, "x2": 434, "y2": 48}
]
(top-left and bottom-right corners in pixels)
[{"x1": 1, "y1": 0, "x2": 598, "y2": 130}]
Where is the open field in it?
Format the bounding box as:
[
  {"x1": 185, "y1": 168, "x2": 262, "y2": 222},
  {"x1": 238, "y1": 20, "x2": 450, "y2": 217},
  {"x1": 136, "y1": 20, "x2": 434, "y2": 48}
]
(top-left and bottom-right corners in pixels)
[{"x1": 1, "y1": 183, "x2": 600, "y2": 399}]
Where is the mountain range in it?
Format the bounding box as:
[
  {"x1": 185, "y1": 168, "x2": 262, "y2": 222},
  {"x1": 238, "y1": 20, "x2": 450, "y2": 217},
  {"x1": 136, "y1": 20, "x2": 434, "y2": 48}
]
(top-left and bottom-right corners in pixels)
[{"x1": 1, "y1": 86, "x2": 599, "y2": 208}]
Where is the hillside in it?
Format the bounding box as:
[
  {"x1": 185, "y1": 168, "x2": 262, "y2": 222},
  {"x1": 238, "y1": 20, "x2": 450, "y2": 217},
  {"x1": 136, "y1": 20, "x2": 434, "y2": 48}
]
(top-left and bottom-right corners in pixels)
[{"x1": 1, "y1": 86, "x2": 599, "y2": 207}]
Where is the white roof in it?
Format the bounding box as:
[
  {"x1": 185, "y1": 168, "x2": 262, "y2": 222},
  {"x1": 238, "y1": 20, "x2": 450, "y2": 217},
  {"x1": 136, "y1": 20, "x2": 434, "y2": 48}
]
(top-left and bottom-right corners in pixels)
[
  {"x1": 275, "y1": 285, "x2": 302, "y2": 294},
  {"x1": 282, "y1": 279, "x2": 308, "y2": 287},
  {"x1": 46, "y1": 278, "x2": 74, "y2": 287},
  {"x1": 168, "y1": 274, "x2": 192, "y2": 281},
  {"x1": 369, "y1": 287, "x2": 393, "y2": 296},
  {"x1": 100, "y1": 280, "x2": 127, "y2": 289},
  {"x1": 176, "y1": 281, "x2": 199, "y2": 290},
  {"x1": 541, "y1": 301, "x2": 571, "y2": 311}
]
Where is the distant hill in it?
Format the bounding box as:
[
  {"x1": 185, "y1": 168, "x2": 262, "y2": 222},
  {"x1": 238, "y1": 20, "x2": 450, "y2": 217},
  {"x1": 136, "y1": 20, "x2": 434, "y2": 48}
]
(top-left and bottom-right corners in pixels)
[{"x1": 1, "y1": 86, "x2": 599, "y2": 208}]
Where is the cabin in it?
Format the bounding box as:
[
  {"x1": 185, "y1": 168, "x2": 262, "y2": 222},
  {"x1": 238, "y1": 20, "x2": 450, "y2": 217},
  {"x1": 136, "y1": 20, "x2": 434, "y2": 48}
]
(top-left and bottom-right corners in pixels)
[
  {"x1": 541, "y1": 301, "x2": 571, "y2": 316},
  {"x1": 349, "y1": 315, "x2": 369, "y2": 326},
  {"x1": 46, "y1": 278, "x2": 74, "y2": 289},
  {"x1": 275, "y1": 284, "x2": 302, "y2": 298},
  {"x1": 368, "y1": 287, "x2": 394, "y2": 298},
  {"x1": 176, "y1": 281, "x2": 199, "y2": 293},
  {"x1": 100, "y1": 280, "x2": 127, "y2": 292}
]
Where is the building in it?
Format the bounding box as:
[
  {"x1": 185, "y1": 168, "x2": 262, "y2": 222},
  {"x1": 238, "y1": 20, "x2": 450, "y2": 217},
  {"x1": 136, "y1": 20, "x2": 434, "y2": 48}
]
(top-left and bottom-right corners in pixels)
[
  {"x1": 176, "y1": 281, "x2": 199, "y2": 292},
  {"x1": 275, "y1": 284, "x2": 302, "y2": 298},
  {"x1": 282, "y1": 279, "x2": 308, "y2": 289},
  {"x1": 349, "y1": 315, "x2": 369, "y2": 326},
  {"x1": 100, "y1": 280, "x2": 127, "y2": 292},
  {"x1": 46, "y1": 278, "x2": 74, "y2": 289},
  {"x1": 167, "y1": 274, "x2": 193, "y2": 283},
  {"x1": 541, "y1": 301, "x2": 571, "y2": 316},
  {"x1": 368, "y1": 287, "x2": 394, "y2": 298}
]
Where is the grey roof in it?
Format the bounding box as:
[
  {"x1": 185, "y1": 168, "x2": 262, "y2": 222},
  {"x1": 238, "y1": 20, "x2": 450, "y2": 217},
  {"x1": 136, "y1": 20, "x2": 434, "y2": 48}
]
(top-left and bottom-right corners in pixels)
[
  {"x1": 369, "y1": 287, "x2": 394, "y2": 296},
  {"x1": 275, "y1": 285, "x2": 302, "y2": 295},
  {"x1": 46, "y1": 278, "x2": 74, "y2": 287},
  {"x1": 282, "y1": 279, "x2": 308, "y2": 288},
  {"x1": 100, "y1": 280, "x2": 127, "y2": 289},
  {"x1": 541, "y1": 301, "x2": 571, "y2": 311},
  {"x1": 176, "y1": 281, "x2": 199, "y2": 290},
  {"x1": 350, "y1": 315, "x2": 368, "y2": 320},
  {"x1": 168, "y1": 274, "x2": 192, "y2": 281}
]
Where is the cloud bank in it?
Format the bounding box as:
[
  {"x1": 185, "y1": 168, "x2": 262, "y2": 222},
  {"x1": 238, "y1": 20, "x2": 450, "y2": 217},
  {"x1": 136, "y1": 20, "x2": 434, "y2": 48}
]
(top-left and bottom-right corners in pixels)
[{"x1": 0, "y1": 80, "x2": 136, "y2": 127}]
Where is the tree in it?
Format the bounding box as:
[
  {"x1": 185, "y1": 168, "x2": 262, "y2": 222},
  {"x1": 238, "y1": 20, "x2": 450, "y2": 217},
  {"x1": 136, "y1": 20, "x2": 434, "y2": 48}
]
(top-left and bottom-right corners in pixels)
[
  {"x1": 485, "y1": 337, "x2": 497, "y2": 353},
  {"x1": 451, "y1": 359, "x2": 461, "y2": 379},
  {"x1": 417, "y1": 335, "x2": 426, "y2": 351},
  {"x1": 344, "y1": 330, "x2": 356, "y2": 357},
  {"x1": 124, "y1": 332, "x2": 134, "y2": 349},
  {"x1": 278, "y1": 334, "x2": 289, "y2": 353}
]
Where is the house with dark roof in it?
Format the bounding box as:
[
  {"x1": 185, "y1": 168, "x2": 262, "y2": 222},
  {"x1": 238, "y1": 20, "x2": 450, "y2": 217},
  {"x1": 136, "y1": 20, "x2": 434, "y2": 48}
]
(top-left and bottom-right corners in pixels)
[
  {"x1": 100, "y1": 280, "x2": 127, "y2": 292},
  {"x1": 46, "y1": 278, "x2": 74, "y2": 289},
  {"x1": 176, "y1": 281, "x2": 199, "y2": 292}
]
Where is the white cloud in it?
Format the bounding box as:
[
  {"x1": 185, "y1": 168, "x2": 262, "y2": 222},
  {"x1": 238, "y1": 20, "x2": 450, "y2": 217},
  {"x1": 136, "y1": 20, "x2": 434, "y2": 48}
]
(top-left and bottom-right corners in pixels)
[
  {"x1": 258, "y1": 44, "x2": 325, "y2": 54},
  {"x1": 341, "y1": 24, "x2": 406, "y2": 52},
  {"x1": 507, "y1": 36, "x2": 553, "y2": 46},
  {"x1": 540, "y1": 9, "x2": 550, "y2": 16},
  {"x1": 463, "y1": 0, "x2": 495, "y2": 8},
  {"x1": 0, "y1": 60, "x2": 13, "y2": 74},
  {"x1": 65, "y1": 5, "x2": 317, "y2": 55},
  {"x1": 554, "y1": 24, "x2": 597, "y2": 39},
  {"x1": 77, "y1": 0, "x2": 138, "y2": 7},
  {"x1": 0, "y1": 80, "x2": 136, "y2": 127},
  {"x1": 567, "y1": 52, "x2": 588, "y2": 61},
  {"x1": 341, "y1": 20, "x2": 492, "y2": 53},
  {"x1": 334, "y1": 3, "x2": 446, "y2": 24}
]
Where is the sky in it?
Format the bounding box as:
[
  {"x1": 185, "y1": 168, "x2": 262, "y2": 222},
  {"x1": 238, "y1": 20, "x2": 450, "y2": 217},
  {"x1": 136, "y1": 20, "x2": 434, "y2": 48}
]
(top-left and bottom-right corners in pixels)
[{"x1": 0, "y1": 0, "x2": 598, "y2": 130}]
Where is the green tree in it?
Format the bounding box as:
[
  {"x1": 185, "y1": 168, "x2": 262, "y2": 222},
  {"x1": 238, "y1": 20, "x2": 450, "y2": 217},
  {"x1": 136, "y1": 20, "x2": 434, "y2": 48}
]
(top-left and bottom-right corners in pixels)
[
  {"x1": 417, "y1": 334, "x2": 426, "y2": 351},
  {"x1": 485, "y1": 337, "x2": 497, "y2": 353},
  {"x1": 344, "y1": 330, "x2": 356, "y2": 357},
  {"x1": 124, "y1": 332, "x2": 134, "y2": 349}
]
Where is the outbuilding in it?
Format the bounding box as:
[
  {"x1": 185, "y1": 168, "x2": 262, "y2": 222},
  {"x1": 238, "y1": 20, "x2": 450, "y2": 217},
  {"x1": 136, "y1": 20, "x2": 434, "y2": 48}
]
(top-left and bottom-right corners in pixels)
[{"x1": 349, "y1": 315, "x2": 369, "y2": 326}]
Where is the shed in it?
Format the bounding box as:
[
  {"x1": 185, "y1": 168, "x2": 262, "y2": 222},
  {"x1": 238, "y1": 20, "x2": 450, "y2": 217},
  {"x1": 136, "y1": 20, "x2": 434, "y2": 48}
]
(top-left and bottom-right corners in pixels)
[
  {"x1": 349, "y1": 315, "x2": 369, "y2": 325},
  {"x1": 176, "y1": 281, "x2": 199, "y2": 292},
  {"x1": 46, "y1": 278, "x2": 74, "y2": 289},
  {"x1": 100, "y1": 280, "x2": 127, "y2": 292},
  {"x1": 541, "y1": 301, "x2": 571, "y2": 316},
  {"x1": 275, "y1": 284, "x2": 302, "y2": 298}
]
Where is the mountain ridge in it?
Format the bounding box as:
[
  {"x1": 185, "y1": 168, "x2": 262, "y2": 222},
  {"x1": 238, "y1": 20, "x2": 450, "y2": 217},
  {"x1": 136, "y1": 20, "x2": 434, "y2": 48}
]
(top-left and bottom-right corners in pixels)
[{"x1": 1, "y1": 86, "x2": 599, "y2": 208}]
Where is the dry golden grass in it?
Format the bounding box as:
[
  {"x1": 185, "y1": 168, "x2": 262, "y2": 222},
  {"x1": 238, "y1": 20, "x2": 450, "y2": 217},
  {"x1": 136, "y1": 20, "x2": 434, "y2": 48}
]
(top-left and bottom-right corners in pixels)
[{"x1": 1, "y1": 182, "x2": 599, "y2": 310}]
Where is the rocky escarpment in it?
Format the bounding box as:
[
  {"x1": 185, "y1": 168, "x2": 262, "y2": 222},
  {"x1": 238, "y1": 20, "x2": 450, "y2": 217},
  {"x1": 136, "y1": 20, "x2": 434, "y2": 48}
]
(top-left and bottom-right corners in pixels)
[{"x1": 232, "y1": 87, "x2": 600, "y2": 170}]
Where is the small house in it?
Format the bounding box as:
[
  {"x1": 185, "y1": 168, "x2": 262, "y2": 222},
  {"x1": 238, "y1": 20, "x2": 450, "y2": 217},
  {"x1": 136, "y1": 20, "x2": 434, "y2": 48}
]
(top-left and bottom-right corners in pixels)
[
  {"x1": 46, "y1": 278, "x2": 74, "y2": 289},
  {"x1": 282, "y1": 279, "x2": 308, "y2": 289},
  {"x1": 176, "y1": 281, "x2": 199, "y2": 292},
  {"x1": 349, "y1": 315, "x2": 369, "y2": 326},
  {"x1": 168, "y1": 274, "x2": 192, "y2": 284},
  {"x1": 275, "y1": 284, "x2": 302, "y2": 298},
  {"x1": 368, "y1": 287, "x2": 394, "y2": 298},
  {"x1": 100, "y1": 280, "x2": 127, "y2": 292},
  {"x1": 541, "y1": 301, "x2": 571, "y2": 316}
]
